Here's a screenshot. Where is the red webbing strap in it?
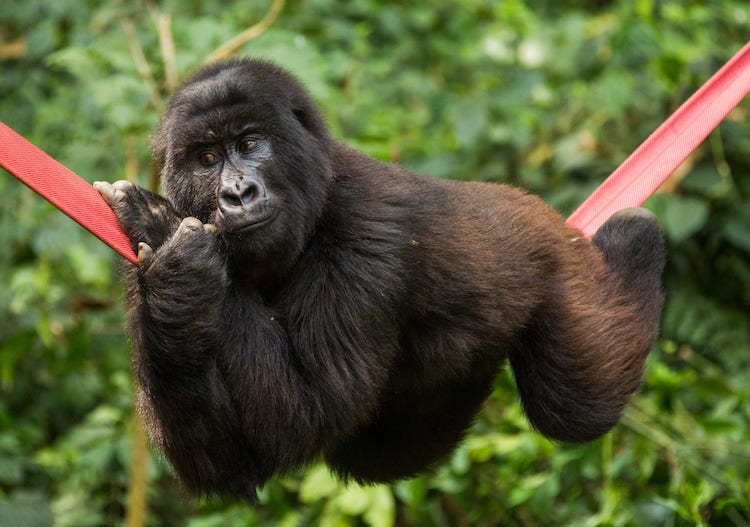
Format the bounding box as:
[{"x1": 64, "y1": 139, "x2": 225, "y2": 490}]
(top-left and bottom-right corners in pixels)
[
  {"x1": 2, "y1": 42, "x2": 750, "y2": 261},
  {"x1": 0, "y1": 122, "x2": 138, "y2": 264},
  {"x1": 567, "y1": 40, "x2": 750, "y2": 237}
]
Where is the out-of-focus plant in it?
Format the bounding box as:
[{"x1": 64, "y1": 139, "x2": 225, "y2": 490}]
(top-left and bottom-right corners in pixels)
[{"x1": 1, "y1": 1, "x2": 748, "y2": 525}]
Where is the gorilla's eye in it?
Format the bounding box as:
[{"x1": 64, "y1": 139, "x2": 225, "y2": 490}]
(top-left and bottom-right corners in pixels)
[
  {"x1": 198, "y1": 151, "x2": 219, "y2": 166},
  {"x1": 238, "y1": 139, "x2": 257, "y2": 153}
]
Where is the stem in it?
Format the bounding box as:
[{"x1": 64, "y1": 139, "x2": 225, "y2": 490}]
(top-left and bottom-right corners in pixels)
[
  {"x1": 125, "y1": 410, "x2": 149, "y2": 527},
  {"x1": 149, "y1": 6, "x2": 179, "y2": 92},
  {"x1": 120, "y1": 17, "x2": 164, "y2": 112},
  {"x1": 204, "y1": 0, "x2": 286, "y2": 63}
]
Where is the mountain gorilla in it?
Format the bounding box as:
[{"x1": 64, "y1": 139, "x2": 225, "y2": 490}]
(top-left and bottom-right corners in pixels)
[{"x1": 95, "y1": 58, "x2": 664, "y2": 501}]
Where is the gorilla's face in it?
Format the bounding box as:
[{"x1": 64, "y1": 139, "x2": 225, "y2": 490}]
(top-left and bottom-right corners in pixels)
[{"x1": 153, "y1": 61, "x2": 334, "y2": 270}]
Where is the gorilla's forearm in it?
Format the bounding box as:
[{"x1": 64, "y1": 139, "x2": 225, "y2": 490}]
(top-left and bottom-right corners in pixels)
[
  {"x1": 126, "y1": 218, "x2": 228, "y2": 373},
  {"x1": 127, "y1": 227, "x2": 404, "y2": 494}
]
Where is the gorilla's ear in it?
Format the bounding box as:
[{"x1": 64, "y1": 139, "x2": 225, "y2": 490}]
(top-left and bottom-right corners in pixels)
[
  {"x1": 292, "y1": 107, "x2": 311, "y2": 130},
  {"x1": 291, "y1": 103, "x2": 329, "y2": 139}
]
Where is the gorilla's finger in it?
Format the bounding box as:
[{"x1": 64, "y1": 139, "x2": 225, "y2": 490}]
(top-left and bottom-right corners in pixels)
[
  {"x1": 137, "y1": 242, "x2": 154, "y2": 264},
  {"x1": 94, "y1": 180, "x2": 131, "y2": 207},
  {"x1": 93, "y1": 181, "x2": 115, "y2": 205},
  {"x1": 179, "y1": 217, "x2": 204, "y2": 232}
]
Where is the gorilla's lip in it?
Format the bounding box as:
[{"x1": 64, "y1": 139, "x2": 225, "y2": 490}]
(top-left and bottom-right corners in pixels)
[{"x1": 223, "y1": 208, "x2": 277, "y2": 234}]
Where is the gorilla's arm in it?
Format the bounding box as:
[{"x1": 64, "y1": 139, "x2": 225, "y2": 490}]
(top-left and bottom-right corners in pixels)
[
  {"x1": 107, "y1": 183, "x2": 405, "y2": 499},
  {"x1": 123, "y1": 216, "x2": 249, "y2": 496}
]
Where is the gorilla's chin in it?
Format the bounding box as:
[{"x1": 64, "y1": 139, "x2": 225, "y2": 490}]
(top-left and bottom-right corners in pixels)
[{"x1": 218, "y1": 214, "x2": 301, "y2": 279}]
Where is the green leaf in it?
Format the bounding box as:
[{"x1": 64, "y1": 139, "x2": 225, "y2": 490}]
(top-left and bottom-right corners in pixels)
[
  {"x1": 362, "y1": 487, "x2": 395, "y2": 527},
  {"x1": 0, "y1": 455, "x2": 23, "y2": 485},
  {"x1": 454, "y1": 96, "x2": 489, "y2": 148},
  {"x1": 645, "y1": 194, "x2": 709, "y2": 242},
  {"x1": 299, "y1": 464, "x2": 340, "y2": 503},
  {"x1": 722, "y1": 203, "x2": 750, "y2": 252},
  {"x1": 508, "y1": 473, "x2": 549, "y2": 506},
  {"x1": 334, "y1": 484, "x2": 370, "y2": 516},
  {"x1": 0, "y1": 492, "x2": 53, "y2": 527}
]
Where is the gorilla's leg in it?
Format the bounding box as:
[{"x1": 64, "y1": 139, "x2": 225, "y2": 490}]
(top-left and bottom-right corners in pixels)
[
  {"x1": 508, "y1": 209, "x2": 664, "y2": 442},
  {"x1": 324, "y1": 372, "x2": 496, "y2": 483}
]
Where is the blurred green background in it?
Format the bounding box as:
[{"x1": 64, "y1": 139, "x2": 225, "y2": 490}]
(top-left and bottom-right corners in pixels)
[{"x1": 1, "y1": 1, "x2": 749, "y2": 526}]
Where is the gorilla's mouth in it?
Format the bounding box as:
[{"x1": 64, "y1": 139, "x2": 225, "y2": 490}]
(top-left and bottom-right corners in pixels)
[{"x1": 222, "y1": 206, "x2": 277, "y2": 234}]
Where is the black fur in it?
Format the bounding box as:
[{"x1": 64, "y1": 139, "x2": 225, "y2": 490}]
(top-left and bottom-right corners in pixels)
[{"x1": 95, "y1": 59, "x2": 665, "y2": 501}]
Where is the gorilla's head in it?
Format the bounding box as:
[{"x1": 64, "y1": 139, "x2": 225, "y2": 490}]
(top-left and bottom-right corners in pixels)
[{"x1": 152, "y1": 59, "x2": 333, "y2": 273}]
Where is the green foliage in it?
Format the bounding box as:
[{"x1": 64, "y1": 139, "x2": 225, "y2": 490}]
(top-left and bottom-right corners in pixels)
[{"x1": 1, "y1": 0, "x2": 749, "y2": 525}]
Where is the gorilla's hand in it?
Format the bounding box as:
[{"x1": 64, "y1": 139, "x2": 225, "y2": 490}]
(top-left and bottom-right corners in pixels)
[
  {"x1": 133, "y1": 217, "x2": 227, "y2": 340},
  {"x1": 94, "y1": 180, "x2": 182, "y2": 257},
  {"x1": 139, "y1": 216, "x2": 222, "y2": 272}
]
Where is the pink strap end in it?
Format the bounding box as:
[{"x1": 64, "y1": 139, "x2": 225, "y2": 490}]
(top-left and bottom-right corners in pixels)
[{"x1": 566, "y1": 40, "x2": 750, "y2": 236}]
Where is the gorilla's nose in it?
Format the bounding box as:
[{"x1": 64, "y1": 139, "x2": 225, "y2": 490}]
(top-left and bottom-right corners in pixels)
[{"x1": 218, "y1": 176, "x2": 267, "y2": 212}]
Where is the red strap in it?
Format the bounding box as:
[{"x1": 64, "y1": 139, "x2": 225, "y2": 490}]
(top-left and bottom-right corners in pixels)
[
  {"x1": 0, "y1": 122, "x2": 138, "y2": 264},
  {"x1": 567, "y1": 40, "x2": 750, "y2": 237},
  {"x1": 2, "y1": 42, "x2": 750, "y2": 261}
]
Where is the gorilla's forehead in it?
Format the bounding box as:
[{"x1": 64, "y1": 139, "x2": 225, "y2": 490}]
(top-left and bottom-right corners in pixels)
[
  {"x1": 181, "y1": 68, "x2": 253, "y2": 108},
  {"x1": 170, "y1": 68, "x2": 285, "y2": 140}
]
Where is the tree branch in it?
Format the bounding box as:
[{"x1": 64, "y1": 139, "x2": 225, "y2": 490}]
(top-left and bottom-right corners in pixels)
[
  {"x1": 120, "y1": 17, "x2": 163, "y2": 112},
  {"x1": 204, "y1": 0, "x2": 286, "y2": 64}
]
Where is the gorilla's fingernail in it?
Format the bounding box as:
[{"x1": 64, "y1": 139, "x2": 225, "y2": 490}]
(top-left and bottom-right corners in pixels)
[
  {"x1": 113, "y1": 180, "x2": 132, "y2": 190},
  {"x1": 182, "y1": 217, "x2": 203, "y2": 231},
  {"x1": 204, "y1": 224, "x2": 217, "y2": 233},
  {"x1": 138, "y1": 242, "x2": 154, "y2": 263}
]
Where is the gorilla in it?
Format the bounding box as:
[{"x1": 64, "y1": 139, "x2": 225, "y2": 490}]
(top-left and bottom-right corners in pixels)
[{"x1": 94, "y1": 58, "x2": 664, "y2": 501}]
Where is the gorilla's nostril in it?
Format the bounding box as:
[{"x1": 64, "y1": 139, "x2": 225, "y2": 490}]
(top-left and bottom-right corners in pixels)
[
  {"x1": 222, "y1": 191, "x2": 243, "y2": 208},
  {"x1": 244, "y1": 185, "x2": 258, "y2": 204},
  {"x1": 220, "y1": 177, "x2": 265, "y2": 210}
]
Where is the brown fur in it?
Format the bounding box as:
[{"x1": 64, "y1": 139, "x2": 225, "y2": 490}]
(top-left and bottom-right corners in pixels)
[{"x1": 96, "y1": 59, "x2": 665, "y2": 501}]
